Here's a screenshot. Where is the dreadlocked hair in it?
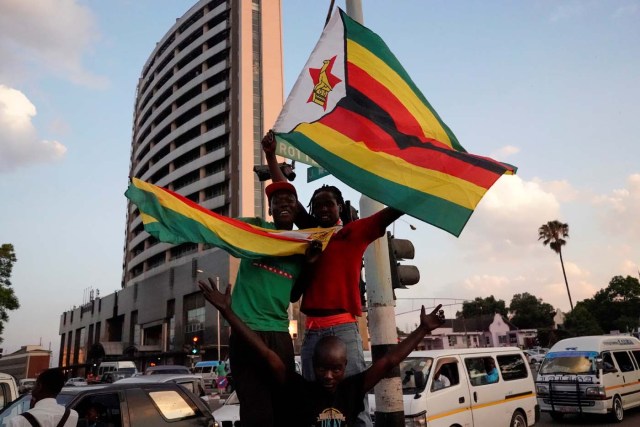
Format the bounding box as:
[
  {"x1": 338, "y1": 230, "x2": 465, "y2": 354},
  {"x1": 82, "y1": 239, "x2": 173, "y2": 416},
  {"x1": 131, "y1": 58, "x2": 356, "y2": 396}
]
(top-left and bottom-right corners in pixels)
[{"x1": 308, "y1": 185, "x2": 353, "y2": 225}]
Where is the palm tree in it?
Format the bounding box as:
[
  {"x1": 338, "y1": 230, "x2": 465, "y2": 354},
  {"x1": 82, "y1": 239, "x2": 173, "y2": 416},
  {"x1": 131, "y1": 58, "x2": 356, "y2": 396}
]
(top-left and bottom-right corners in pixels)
[{"x1": 538, "y1": 220, "x2": 573, "y2": 310}]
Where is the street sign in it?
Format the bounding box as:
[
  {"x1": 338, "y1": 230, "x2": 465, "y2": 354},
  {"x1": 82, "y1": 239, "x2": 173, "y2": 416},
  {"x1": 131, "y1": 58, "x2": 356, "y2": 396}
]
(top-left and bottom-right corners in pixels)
[
  {"x1": 307, "y1": 166, "x2": 331, "y2": 183},
  {"x1": 276, "y1": 139, "x2": 319, "y2": 167}
]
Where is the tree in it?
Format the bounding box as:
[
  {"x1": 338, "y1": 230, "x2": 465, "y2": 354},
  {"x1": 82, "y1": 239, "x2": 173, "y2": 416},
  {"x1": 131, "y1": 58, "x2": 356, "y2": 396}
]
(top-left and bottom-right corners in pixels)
[
  {"x1": 538, "y1": 220, "x2": 573, "y2": 310},
  {"x1": 0, "y1": 244, "x2": 20, "y2": 342},
  {"x1": 509, "y1": 292, "x2": 555, "y2": 329},
  {"x1": 457, "y1": 296, "x2": 507, "y2": 319},
  {"x1": 580, "y1": 275, "x2": 640, "y2": 334},
  {"x1": 563, "y1": 304, "x2": 603, "y2": 336}
]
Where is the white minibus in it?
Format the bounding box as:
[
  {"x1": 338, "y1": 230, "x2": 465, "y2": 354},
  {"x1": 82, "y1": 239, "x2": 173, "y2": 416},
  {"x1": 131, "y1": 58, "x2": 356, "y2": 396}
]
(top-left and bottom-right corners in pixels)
[
  {"x1": 366, "y1": 347, "x2": 539, "y2": 426},
  {"x1": 193, "y1": 360, "x2": 220, "y2": 385},
  {"x1": 535, "y1": 335, "x2": 640, "y2": 422}
]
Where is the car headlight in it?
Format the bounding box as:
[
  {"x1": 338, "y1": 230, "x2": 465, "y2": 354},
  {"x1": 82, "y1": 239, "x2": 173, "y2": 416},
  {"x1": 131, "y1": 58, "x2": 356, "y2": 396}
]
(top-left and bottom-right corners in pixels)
[
  {"x1": 405, "y1": 411, "x2": 427, "y2": 427},
  {"x1": 536, "y1": 384, "x2": 549, "y2": 396},
  {"x1": 585, "y1": 386, "x2": 606, "y2": 399}
]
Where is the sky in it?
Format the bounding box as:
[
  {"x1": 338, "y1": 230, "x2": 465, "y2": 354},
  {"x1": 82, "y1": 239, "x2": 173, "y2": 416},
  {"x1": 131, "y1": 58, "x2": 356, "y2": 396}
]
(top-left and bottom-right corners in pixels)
[{"x1": 0, "y1": 0, "x2": 639, "y2": 358}]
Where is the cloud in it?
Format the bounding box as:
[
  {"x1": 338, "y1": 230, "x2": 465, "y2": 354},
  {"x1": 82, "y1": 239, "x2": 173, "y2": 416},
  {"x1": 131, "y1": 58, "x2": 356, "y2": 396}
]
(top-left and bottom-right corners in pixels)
[
  {"x1": 533, "y1": 178, "x2": 582, "y2": 202},
  {"x1": 0, "y1": 0, "x2": 107, "y2": 88},
  {"x1": 491, "y1": 145, "x2": 520, "y2": 160},
  {"x1": 460, "y1": 175, "x2": 561, "y2": 260},
  {"x1": 0, "y1": 85, "x2": 67, "y2": 172},
  {"x1": 593, "y1": 174, "x2": 640, "y2": 240}
]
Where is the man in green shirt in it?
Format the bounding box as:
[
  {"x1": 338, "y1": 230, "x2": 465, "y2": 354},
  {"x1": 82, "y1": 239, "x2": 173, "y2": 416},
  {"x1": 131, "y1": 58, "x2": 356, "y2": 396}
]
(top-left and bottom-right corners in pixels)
[{"x1": 227, "y1": 180, "x2": 320, "y2": 427}]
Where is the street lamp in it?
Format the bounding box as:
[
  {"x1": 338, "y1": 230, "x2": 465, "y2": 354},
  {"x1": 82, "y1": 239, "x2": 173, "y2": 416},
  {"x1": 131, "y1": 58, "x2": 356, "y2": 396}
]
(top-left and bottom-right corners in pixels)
[{"x1": 197, "y1": 270, "x2": 221, "y2": 361}]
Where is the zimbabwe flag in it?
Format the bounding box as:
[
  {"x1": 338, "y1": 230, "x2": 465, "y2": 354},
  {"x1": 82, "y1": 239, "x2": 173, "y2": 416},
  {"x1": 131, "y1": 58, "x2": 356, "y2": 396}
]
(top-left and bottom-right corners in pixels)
[
  {"x1": 125, "y1": 178, "x2": 336, "y2": 259},
  {"x1": 273, "y1": 9, "x2": 516, "y2": 237}
]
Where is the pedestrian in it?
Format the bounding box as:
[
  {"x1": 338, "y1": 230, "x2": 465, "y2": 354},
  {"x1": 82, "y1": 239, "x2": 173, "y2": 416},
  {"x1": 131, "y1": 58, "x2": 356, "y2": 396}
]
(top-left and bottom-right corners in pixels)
[
  {"x1": 199, "y1": 279, "x2": 445, "y2": 426},
  {"x1": 9, "y1": 368, "x2": 79, "y2": 427}
]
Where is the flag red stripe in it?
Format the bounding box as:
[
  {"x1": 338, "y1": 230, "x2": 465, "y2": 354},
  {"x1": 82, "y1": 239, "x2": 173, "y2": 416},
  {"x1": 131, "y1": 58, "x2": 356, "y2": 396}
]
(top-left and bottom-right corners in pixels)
[
  {"x1": 318, "y1": 108, "x2": 502, "y2": 189},
  {"x1": 347, "y1": 62, "x2": 453, "y2": 149}
]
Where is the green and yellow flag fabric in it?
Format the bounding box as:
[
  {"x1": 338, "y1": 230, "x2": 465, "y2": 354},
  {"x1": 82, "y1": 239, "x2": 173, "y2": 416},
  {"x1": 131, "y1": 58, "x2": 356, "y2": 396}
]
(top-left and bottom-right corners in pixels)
[
  {"x1": 273, "y1": 9, "x2": 516, "y2": 237},
  {"x1": 125, "y1": 178, "x2": 336, "y2": 259}
]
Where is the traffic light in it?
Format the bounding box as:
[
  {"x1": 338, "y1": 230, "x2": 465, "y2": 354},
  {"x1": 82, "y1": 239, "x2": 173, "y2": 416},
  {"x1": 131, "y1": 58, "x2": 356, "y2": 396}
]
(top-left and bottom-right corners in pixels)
[
  {"x1": 387, "y1": 231, "x2": 420, "y2": 293},
  {"x1": 253, "y1": 162, "x2": 296, "y2": 181},
  {"x1": 191, "y1": 336, "x2": 199, "y2": 355}
]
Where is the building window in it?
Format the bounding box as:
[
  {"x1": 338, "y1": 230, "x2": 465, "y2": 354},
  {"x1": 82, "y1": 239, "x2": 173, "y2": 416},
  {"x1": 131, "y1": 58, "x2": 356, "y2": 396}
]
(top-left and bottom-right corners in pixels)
[
  {"x1": 448, "y1": 336, "x2": 457, "y2": 346},
  {"x1": 130, "y1": 311, "x2": 140, "y2": 346},
  {"x1": 167, "y1": 300, "x2": 175, "y2": 351},
  {"x1": 184, "y1": 293, "x2": 205, "y2": 334},
  {"x1": 76, "y1": 328, "x2": 86, "y2": 364},
  {"x1": 67, "y1": 331, "x2": 74, "y2": 367},
  {"x1": 95, "y1": 322, "x2": 101, "y2": 343},
  {"x1": 498, "y1": 335, "x2": 507, "y2": 345},
  {"x1": 60, "y1": 333, "x2": 66, "y2": 367}
]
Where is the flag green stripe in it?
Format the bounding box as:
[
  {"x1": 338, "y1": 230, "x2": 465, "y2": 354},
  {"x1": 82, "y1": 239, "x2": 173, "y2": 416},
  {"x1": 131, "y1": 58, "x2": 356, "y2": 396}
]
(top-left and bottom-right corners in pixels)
[
  {"x1": 341, "y1": 11, "x2": 464, "y2": 152},
  {"x1": 282, "y1": 131, "x2": 473, "y2": 236},
  {"x1": 126, "y1": 185, "x2": 265, "y2": 259}
]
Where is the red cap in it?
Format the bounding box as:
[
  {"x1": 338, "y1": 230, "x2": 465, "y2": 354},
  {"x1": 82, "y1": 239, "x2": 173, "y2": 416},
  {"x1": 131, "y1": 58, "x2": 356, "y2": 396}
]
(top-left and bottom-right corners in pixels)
[{"x1": 265, "y1": 181, "x2": 297, "y2": 201}]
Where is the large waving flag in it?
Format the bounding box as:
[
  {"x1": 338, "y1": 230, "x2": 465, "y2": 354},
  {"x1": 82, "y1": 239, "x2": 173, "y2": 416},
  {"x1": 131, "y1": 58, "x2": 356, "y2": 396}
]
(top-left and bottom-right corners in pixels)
[
  {"x1": 273, "y1": 9, "x2": 516, "y2": 237},
  {"x1": 125, "y1": 178, "x2": 336, "y2": 259}
]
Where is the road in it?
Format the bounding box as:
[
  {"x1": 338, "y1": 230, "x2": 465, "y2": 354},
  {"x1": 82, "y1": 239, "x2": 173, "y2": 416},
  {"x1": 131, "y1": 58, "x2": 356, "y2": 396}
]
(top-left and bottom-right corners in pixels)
[{"x1": 536, "y1": 407, "x2": 640, "y2": 426}]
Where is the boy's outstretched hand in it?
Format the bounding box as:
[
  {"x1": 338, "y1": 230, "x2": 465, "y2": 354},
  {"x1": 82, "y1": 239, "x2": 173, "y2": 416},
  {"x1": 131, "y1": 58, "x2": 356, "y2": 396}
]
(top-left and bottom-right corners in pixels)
[
  {"x1": 198, "y1": 278, "x2": 231, "y2": 315},
  {"x1": 420, "y1": 304, "x2": 445, "y2": 332}
]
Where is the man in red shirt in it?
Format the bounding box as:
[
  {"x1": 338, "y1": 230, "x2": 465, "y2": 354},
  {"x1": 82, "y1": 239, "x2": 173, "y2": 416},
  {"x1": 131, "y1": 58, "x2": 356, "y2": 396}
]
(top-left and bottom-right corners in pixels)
[{"x1": 263, "y1": 131, "x2": 404, "y2": 427}]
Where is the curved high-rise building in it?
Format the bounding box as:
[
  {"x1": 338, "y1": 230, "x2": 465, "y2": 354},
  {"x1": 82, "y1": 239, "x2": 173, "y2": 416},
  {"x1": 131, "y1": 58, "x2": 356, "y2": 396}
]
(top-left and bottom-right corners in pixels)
[
  {"x1": 59, "y1": 0, "x2": 286, "y2": 372},
  {"x1": 123, "y1": 0, "x2": 283, "y2": 288}
]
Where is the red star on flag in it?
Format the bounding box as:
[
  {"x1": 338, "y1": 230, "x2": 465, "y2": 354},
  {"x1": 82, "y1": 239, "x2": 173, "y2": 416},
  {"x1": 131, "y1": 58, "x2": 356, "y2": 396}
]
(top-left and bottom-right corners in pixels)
[{"x1": 307, "y1": 55, "x2": 342, "y2": 110}]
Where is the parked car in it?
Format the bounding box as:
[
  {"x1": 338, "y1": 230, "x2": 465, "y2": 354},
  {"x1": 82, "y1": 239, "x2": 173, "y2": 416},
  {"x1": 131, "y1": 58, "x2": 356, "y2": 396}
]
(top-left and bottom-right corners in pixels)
[
  {"x1": 17, "y1": 379, "x2": 36, "y2": 394},
  {"x1": 524, "y1": 348, "x2": 548, "y2": 364},
  {"x1": 0, "y1": 392, "x2": 33, "y2": 424},
  {"x1": 65, "y1": 377, "x2": 88, "y2": 387},
  {"x1": 144, "y1": 365, "x2": 191, "y2": 375},
  {"x1": 212, "y1": 391, "x2": 240, "y2": 425},
  {"x1": 115, "y1": 373, "x2": 215, "y2": 409},
  {"x1": 0, "y1": 382, "x2": 217, "y2": 426}
]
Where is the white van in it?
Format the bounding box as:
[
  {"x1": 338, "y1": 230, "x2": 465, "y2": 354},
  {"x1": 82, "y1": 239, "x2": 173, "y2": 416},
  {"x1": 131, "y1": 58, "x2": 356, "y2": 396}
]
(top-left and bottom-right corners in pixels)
[
  {"x1": 97, "y1": 361, "x2": 137, "y2": 377},
  {"x1": 193, "y1": 360, "x2": 220, "y2": 385},
  {"x1": 535, "y1": 335, "x2": 640, "y2": 422},
  {"x1": 366, "y1": 347, "x2": 538, "y2": 426},
  {"x1": 0, "y1": 373, "x2": 18, "y2": 410}
]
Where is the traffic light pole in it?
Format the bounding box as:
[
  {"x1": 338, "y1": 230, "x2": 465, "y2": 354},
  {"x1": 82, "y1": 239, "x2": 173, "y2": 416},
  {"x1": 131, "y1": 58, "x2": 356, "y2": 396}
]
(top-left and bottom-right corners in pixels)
[
  {"x1": 348, "y1": 1, "x2": 404, "y2": 424},
  {"x1": 360, "y1": 196, "x2": 405, "y2": 427}
]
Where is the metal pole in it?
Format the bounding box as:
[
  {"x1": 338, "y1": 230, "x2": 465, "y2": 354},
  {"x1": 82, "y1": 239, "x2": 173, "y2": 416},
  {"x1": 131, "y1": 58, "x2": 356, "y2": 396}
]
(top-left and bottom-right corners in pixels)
[
  {"x1": 216, "y1": 276, "x2": 221, "y2": 361},
  {"x1": 346, "y1": 2, "x2": 404, "y2": 425},
  {"x1": 360, "y1": 197, "x2": 405, "y2": 427}
]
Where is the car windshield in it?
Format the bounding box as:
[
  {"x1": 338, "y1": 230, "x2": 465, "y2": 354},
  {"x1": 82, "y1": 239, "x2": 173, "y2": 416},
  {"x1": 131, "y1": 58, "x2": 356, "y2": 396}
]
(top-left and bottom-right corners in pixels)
[
  {"x1": 539, "y1": 351, "x2": 598, "y2": 375},
  {"x1": 367, "y1": 357, "x2": 433, "y2": 395}
]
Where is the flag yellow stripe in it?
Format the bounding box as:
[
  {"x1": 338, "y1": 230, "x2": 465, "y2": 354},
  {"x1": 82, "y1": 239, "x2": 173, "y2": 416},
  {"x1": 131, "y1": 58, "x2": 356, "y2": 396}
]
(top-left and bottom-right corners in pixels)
[
  {"x1": 297, "y1": 123, "x2": 486, "y2": 209},
  {"x1": 133, "y1": 179, "x2": 311, "y2": 255},
  {"x1": 348, "y1": 39, "x2": 453, "y2": 149}
]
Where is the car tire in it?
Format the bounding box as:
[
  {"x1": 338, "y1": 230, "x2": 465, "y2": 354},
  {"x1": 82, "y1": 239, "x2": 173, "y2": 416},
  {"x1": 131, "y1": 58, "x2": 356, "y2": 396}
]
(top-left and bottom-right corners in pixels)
[
  {"x1": 510, "y1": 410, "x2": 527, "y2": 427},
  {"x1": 549, "y1": 411, "x2": 564, "y2": 421},
  {"x1": 610, "y1": 395, "x2": 624, "y2": 422}
]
